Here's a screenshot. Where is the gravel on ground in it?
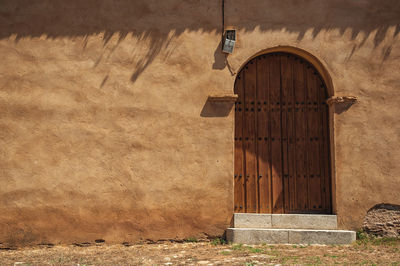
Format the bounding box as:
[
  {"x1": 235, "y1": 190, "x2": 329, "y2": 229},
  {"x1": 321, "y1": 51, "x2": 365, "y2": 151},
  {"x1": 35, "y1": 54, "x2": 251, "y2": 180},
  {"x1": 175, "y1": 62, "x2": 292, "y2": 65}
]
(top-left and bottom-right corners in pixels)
[{"x1": 1, "y1": 237, "x2": 399, "y2": 265}]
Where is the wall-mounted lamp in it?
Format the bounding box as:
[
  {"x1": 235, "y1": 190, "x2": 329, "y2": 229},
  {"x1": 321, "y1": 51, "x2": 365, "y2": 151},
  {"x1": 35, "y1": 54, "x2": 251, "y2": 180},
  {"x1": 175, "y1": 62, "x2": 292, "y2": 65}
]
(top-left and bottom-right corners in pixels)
[{"x1": 222, "y1": 30, "x2": 236, "y2": 54}]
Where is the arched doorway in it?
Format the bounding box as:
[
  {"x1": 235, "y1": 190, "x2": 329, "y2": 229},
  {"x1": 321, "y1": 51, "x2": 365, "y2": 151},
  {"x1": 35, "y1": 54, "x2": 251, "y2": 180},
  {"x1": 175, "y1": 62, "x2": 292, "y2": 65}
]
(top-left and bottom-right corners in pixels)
[{"x1": 234, "y1": 52, "x2": 332, "y2": 214}]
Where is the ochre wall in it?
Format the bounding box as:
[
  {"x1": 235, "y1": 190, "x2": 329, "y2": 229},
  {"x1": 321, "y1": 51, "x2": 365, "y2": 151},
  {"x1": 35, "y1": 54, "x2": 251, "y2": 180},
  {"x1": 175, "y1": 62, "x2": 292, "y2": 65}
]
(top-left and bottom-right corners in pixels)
[
  {"x1": 223, "y1": 0, "x2": 400, "y2": 230},
  {"x1": 0, "y1": 0, "x2": 399, "y2": 246}
]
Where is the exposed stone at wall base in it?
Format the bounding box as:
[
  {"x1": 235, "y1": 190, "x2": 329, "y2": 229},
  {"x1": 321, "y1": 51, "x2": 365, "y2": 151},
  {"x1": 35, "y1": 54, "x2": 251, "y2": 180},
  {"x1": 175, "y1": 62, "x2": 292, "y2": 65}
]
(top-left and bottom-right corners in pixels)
[{"x1": 362, "y1": 204, "x2": 400, "y2": 238}]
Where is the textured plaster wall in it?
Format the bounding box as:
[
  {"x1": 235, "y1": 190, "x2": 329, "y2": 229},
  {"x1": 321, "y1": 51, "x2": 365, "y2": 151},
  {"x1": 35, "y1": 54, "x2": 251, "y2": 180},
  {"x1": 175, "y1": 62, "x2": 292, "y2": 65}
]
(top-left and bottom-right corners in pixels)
[
  {"x1": 224, "y1": 0, "x2": 400, "y2": 231},
  {"x1": 0, "y1": 0, "x2": 233, "y2": 246},
  {"x1": 0, "y1": 0, "x2": 399, "y2": 246}
]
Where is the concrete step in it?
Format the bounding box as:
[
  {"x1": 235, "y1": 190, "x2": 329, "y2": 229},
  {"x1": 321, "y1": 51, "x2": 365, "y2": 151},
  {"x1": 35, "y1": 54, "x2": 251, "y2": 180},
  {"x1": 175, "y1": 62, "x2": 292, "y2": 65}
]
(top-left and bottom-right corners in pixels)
[
  {"x1": 226, "y1": 228, "x2": 356, "y2": 245},
  {"x1": 233, "y1": 213, "x2": 337, "y2": 230}
]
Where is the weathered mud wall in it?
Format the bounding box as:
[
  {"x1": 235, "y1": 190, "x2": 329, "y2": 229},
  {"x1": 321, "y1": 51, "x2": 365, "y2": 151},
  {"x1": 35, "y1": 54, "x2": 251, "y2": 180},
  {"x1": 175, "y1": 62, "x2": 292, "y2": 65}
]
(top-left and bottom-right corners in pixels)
[
  {"x1": 0, "y1": 0, "x2": 399, "y2": 246},
  {"x1": 0, "y1": 0, "x2": 233, "y2": 246},
  {"x1": 224, "y1": 0, "x2": 400, "y2": 231}
]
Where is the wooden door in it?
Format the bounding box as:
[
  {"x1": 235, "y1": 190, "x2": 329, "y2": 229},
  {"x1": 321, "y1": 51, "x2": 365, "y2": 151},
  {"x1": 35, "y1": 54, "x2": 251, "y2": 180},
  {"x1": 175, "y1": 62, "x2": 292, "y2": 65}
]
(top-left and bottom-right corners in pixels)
[{"x1": 234, "y1": 52, "x2": 332, "y2": 214}]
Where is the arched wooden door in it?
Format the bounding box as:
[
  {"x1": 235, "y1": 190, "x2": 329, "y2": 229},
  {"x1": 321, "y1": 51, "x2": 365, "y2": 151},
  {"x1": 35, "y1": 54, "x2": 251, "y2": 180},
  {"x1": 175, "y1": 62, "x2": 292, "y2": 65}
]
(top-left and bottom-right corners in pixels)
[{"x1": 234, "y1": 52, "x2": 332, "y2": 214}]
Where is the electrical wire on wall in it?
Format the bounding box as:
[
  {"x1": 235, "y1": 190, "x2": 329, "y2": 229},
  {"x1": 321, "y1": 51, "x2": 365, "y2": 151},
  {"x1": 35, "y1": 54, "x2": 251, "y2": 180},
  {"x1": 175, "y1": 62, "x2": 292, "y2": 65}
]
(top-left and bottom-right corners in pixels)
[{"x1": 222, "y1": 0, "x2": 225, "y2": 40}]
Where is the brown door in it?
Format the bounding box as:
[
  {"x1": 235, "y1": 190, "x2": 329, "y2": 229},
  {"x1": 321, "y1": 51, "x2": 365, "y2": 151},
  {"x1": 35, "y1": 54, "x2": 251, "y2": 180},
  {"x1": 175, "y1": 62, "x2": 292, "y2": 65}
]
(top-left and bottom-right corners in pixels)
[{"x1": 234, "y1": 52, "x2": 332, "y2": 214}]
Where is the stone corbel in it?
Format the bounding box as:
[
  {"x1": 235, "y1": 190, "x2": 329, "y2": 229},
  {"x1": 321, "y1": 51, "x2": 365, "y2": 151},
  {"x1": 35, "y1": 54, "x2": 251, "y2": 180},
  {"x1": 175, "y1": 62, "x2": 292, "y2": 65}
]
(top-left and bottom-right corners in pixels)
[
  {"x1": 207, "y1": 93, "x2": 238, "y2": 102},
  {"x1": 327, "y1": 96, "x2": 358, "y2": 114},
  {"x1": 202, "y1": 93, "x2": 237, "y2": 117},
  {"x1": 326, "y1": 96, "x2": 358, "y2": 105}
]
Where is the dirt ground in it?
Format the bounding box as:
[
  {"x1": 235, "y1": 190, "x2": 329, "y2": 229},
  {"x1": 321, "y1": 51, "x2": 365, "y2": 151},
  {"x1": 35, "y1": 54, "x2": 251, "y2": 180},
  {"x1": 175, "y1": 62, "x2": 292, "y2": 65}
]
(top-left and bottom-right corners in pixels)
[{"x1": 1, "y1": 237, "x2": 399, "y2": 265}]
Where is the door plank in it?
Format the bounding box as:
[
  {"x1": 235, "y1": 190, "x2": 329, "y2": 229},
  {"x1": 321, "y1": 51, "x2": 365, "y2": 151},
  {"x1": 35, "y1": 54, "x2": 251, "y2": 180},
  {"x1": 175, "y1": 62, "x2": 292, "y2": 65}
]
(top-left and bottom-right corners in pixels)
[
  {"x1": 234, "y1": 70, "x2": 245, "y2": 213},
  {"x1": 269, "y1": 54, "x2": 284, "y2": 213},
  {"x1": 256, "y1": 56, "x2": 271, "y2": 213},
  {"x1": 281, "y1": 54, "x2": 297, "y2": 213},
  {"x1": 306, "y1": 66, "x2": 322, "y2": 212},
  {"x1": 243, "y1": 60, "x2": 258, "y2": 213},
  {"x1": 293, "y1": 58, "x2": 308, "y2": 212},
  {"x1": 280, "y1": 54, "x2": 291, "y2": 213}
]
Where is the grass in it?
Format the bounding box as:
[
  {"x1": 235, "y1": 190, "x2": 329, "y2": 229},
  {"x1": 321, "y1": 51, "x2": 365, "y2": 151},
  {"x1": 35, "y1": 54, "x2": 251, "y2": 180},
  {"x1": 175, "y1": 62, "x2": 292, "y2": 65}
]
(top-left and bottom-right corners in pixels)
[
  {"x1": 183, "y1": 237, "x2": 198, "y2": 243},
  {"x1": 220, "y1": 251, "x2": 231, "y2": 255},
  {"x1": 210, "y1": 237, "x2": 226, "y2": 246},
  {"x1": 231, "y1": 244, "x2": 243, "y2": 250},
  {"x1": 265, "y1": 249, "x2": 280, "y2": 257},
  {"x1": 323, "y1": 253, "x2": 348, "y2": 260},
  {"x1": 306, "y1": 256, "x2": 322, "y2": 264},
  {"x1": 355, "y1": 230, "x2": 400, "y2": 247},
  {"x1": 281, "y1": 255, "x2": 299, "y2": 263},
  {"x1": 247, "y1": 246, "x2": 263, "y2": 253}
]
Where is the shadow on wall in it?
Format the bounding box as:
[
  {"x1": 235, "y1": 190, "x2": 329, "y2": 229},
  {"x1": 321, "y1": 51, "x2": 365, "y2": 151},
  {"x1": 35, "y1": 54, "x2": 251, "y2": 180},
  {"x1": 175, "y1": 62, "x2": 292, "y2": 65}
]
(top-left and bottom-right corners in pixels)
[
  {"x1": 334, "y1": 101, "x2": 357, "y2": 114},
  {"x1": 0, "y1": 0, "x2": 222, "y2": 83},
  {"x1": 213, "y1": 41, "x2": 227, "y2": 70},
  {"x1": 225, "y1": 0, "x2": 400, "y2": 49},
  {"x1": 200, "y1": 99, "x2": 234, "y2": 117},
  {"x1": 1, "y1": 0, "x2": 400, "y2": 81}
]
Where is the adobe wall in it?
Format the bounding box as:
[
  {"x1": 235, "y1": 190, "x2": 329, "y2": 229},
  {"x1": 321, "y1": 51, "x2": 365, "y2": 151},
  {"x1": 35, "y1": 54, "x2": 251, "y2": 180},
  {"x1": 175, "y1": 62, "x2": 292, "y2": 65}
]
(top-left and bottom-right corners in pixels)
[
  {"x1": 224, "y1": 0, "x2": 400, "y2": 231},
  {"x1": 0, "y1": 0, "x2": 399, "y2": 246}
]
